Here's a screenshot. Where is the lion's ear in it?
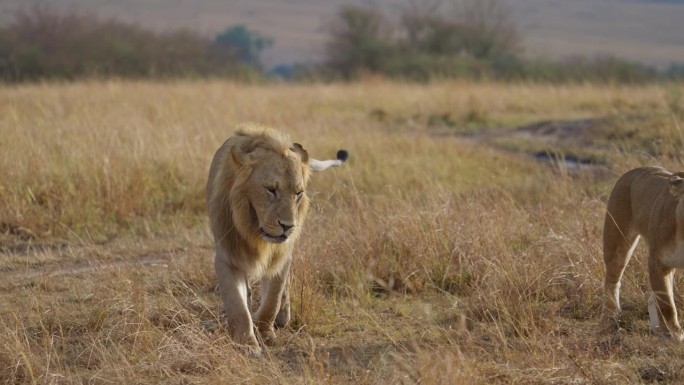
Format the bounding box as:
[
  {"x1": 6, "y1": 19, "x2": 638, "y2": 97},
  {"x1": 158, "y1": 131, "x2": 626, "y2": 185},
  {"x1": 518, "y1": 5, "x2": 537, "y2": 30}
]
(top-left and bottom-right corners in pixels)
[
  {"x1": 291, "y1": 143, "x2": 309, "y2": 163},
  {"x1": 231, "y1": 144, "x2": 257, "y2": 166},
  {"x1": 669, "y1": 175, "x2": 684, "y2": 197}
]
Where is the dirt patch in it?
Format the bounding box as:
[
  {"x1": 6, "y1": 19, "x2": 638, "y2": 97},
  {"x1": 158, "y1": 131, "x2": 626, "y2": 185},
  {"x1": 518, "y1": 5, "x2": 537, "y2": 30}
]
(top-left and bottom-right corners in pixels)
[
  {"x1": 435, "y1": 116, "x2": 614, "y2": 173},
  {"x1": 456, "y1": 116, "x2": 614, "y2": 156},
  {"x1": 0, "y1": 253, "x2": 175, "y2": 281},
  {"x1": 514, "y1": 118, "x2": 610, "y2": 140},
  {"x1": 434, "y1": 113, "x2": 677, "y2": 174}
]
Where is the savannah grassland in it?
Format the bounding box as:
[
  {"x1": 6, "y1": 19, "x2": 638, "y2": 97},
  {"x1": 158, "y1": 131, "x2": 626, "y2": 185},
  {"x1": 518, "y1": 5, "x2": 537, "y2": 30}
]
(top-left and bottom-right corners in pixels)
[{"x1": 1, "y1": 79, "x2": 684, "y2": 384}]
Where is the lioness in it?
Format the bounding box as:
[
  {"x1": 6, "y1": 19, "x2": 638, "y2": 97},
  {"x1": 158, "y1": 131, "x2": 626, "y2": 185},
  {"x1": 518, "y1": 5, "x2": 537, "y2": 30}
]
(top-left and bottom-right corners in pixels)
[
  {"x1": 602, "y1": 166, "x2": 684, "y2": 340},
  {"x1": 206, "y1": 124, "x2": 347, "y2": 354}
]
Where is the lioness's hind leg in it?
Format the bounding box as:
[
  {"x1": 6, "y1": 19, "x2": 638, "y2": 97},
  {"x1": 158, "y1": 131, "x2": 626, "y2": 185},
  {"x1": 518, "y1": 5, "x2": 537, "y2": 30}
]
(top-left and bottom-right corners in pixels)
[{"x1": 602, "y1": 226, "x2": 639, "y2": 328}]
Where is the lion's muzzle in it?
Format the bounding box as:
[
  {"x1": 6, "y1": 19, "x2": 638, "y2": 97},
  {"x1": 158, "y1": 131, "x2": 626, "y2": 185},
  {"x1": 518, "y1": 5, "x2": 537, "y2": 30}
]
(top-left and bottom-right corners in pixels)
[{"x1": 259, "y1": 228, "x2": 291, "y2": 244}]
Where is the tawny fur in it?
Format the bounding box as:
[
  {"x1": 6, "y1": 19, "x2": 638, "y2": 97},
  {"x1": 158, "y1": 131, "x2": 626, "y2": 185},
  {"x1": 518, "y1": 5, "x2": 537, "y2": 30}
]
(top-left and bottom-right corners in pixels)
[
  {"x1": 206, "y1": 123, "x2": 345, "y2": 354},
  {"x1": 602, "y1": 166, "x2": 684, "y2": 340}
]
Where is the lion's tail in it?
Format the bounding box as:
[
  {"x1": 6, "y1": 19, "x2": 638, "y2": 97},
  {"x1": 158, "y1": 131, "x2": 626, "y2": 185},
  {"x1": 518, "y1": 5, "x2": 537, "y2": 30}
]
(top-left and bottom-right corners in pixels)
[{"x1": 309, "y1": 150, "x2": 349, "y2": 172}]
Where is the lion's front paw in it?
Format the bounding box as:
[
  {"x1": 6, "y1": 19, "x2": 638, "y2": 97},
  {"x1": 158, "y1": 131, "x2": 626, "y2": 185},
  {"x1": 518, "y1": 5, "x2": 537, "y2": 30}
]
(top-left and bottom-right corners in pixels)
[
  {"x1": 232, "y1": 332, "x2": 262, "y2": 356},
  {"x1": 239, "y1": 342, "x2": 263, "y2": 357},
  {"x1": 274, "y1": 303, "x2": 291, "y2": 329},
  {"x1": 232, "y1": 337, "x2": 262, "y2": 357},
  {"x1": 256, "y1": 326, "x2": 278, "y2": 346}
]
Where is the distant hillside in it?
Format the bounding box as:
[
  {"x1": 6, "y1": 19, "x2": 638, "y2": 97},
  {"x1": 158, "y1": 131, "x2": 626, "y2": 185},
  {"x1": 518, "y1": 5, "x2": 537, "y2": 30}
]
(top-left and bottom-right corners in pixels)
[
  {"x1": 513, "y1": 0, "x2": 684, "y2": 70},
  {"x1": 1, "y1": 0, "x2": 683, "y2": 69},
  {"x1": 630, "y1": 0, "x2": 684, "y2": 3}
]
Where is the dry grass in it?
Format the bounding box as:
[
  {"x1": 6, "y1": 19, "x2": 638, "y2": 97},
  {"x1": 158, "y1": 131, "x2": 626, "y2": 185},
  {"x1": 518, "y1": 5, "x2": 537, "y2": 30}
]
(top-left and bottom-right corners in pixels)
[{"x1": 2, "y1": 80, "x2": 684, "y2": 384}]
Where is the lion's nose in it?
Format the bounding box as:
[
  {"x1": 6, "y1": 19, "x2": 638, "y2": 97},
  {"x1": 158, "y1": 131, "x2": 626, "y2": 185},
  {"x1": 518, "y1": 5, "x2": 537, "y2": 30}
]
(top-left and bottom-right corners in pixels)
[{"x1": 278, "y1": 220, "x2": 294, "y2": 232}]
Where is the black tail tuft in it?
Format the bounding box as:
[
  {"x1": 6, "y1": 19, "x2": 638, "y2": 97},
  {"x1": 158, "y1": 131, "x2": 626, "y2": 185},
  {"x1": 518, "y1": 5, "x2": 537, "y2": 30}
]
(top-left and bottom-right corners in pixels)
[{"x1": 336, "y1": 149, "x2": 349, "y2": 162}]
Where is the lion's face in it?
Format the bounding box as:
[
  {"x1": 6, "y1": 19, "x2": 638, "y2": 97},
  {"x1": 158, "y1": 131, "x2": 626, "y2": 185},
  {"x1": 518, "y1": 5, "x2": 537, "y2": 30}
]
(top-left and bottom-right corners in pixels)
[
  {"x1": 248, "y1": 152, "x2": 308, "y2": 244},
  {"x1": 232, "y1": 145, "x2": 310, "y2": 244}
]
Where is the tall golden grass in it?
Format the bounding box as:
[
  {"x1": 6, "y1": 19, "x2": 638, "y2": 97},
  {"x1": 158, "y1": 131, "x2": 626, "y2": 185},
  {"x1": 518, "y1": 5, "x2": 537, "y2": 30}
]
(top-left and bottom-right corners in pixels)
[{"x1": 1, "y1": 80, "x2": 684, "y2": 383}]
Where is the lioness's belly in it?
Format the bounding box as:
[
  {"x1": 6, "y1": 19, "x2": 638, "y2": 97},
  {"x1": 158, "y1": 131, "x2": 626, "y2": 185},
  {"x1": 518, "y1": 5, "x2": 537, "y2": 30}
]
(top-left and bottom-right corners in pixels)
[{"x1": 660, "y1": 240, "x2": 684, "y2": 268}]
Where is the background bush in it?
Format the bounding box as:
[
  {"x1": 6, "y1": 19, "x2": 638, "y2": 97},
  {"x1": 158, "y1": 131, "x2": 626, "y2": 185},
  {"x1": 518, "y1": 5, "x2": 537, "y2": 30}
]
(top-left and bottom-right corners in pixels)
[
  {"x1": 0, "y1": 3, "x2": 681, "y2": 83},
  {"x1": 322, "y1": 1, "x2": 677, "y2": 83},
  {"x1": 0, "y1": 7, "x2": 264, "y2": 82}
]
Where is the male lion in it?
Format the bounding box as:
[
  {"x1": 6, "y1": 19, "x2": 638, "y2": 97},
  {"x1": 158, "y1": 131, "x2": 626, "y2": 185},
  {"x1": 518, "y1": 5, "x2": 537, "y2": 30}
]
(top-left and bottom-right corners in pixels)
[
  {"x1": 206, "y1": 124, "x2": 347, "y2": 354},
  {"x1": 602, "y1": 166, "x2": 684, "y2": 340}
]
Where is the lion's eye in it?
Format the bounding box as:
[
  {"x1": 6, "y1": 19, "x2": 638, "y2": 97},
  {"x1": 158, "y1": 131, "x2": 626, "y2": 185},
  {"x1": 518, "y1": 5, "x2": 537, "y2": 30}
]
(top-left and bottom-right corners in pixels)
[{"x1": 266, "y1": 187, "x2": 277, "y2": 197}]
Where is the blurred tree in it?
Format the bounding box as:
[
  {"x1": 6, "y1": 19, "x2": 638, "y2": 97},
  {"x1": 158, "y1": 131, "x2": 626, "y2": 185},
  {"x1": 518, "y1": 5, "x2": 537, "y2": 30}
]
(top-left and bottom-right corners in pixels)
[
  {"x1": 401, "y1": 1, "x2": 463, "y2": 56},
  {"x1": 458, "y1": 0, "x2": 520, "y2": 59},
  {"x1": 214, "y1": 25, "x2": 273, "y2": 68},
  {"x1": 325, "y1": 5, "x2": 395, "y2": 78},
  {"x1": 321, "y1": 1, "x2": 523, "y2": 80}
]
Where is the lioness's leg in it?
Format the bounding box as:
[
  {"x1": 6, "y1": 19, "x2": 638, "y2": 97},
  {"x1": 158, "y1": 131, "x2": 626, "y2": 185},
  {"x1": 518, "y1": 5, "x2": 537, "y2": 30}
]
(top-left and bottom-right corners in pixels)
[
  {"x1": 254, "y1": 259, "x2": 291, "y2": 341},
  {"x1": 602, "y1": 224, "x2": 639, "y2": 324},
  {"x1": 215, "y1": 248, "x2": 260, "y2": 352},
  {"x1": 648, "y1": 258, "x2": 683, "y2": 340}
]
